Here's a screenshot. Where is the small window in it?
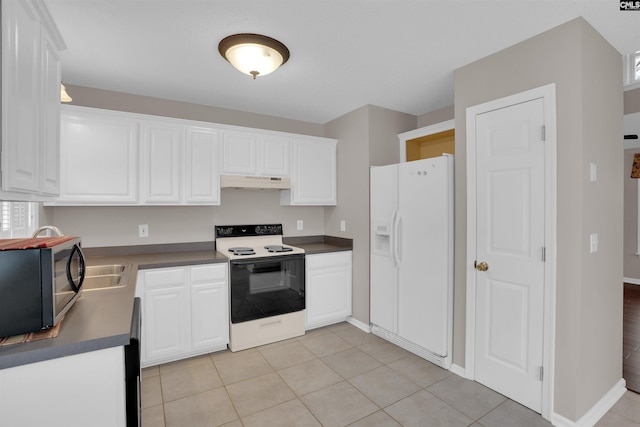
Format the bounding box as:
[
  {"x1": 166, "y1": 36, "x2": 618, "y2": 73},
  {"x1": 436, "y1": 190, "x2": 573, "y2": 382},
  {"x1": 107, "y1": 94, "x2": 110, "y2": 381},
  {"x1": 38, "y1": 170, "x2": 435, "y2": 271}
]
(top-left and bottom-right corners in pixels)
[
  {"x1": 625, "y1": 51, "x2": 640, "y2": 87},
  {"x1": 0, "y1": 202, "x2": 38, "y2": 239}
]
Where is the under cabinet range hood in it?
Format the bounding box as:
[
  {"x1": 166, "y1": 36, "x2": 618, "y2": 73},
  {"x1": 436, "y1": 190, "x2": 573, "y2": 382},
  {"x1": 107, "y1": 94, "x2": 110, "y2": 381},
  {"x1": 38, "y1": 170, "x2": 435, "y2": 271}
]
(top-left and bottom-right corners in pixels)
[{"x1": 220, "y1": 175, "x2": 291, "y2": 190}]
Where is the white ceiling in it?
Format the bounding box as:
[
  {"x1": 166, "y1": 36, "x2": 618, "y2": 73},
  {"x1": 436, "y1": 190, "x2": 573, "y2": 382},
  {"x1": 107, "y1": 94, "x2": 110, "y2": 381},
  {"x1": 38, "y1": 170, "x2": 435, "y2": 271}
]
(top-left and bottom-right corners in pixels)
[{"x1": 44, "y1": 0, "x2": 640, "y2": 124}]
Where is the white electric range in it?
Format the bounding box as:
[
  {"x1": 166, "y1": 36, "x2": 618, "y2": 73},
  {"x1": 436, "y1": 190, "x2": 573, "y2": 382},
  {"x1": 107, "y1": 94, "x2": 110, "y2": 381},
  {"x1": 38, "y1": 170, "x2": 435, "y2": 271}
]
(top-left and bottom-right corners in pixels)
[{"x1": 215, "y1": 224, "x2": 306, "y2": 351}]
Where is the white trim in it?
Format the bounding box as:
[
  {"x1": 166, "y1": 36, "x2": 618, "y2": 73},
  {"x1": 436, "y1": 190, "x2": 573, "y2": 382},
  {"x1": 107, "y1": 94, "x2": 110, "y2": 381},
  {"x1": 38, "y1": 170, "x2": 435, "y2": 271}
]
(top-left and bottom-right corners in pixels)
[
  {"x1": 397, "y1": 119, "x2": 455, "y2": 162},
  {"x1": 623, "y1": 52, "x2": 640, "y2": 88},
  {"x1": 624, "y1": 277, "x2": 640, "y2": 285},
  {"x1": 465, "y1": 84, "x2": 557, "y2": 421},
  {"x1": 625, "y1": 140, "x2": 640, "y2": 150},
  {"x1": 550, "y1": 379, "x2": 626, "y2": 427},
  {"x1": 347, "y1": 317, "x2": 371, "y2": 333},
  {"x1": 637, "y1": 181, "x2": 640, "y2": 256},
  {"x1": 449, "y1": 363, "x2": 466, "y2": 378}
]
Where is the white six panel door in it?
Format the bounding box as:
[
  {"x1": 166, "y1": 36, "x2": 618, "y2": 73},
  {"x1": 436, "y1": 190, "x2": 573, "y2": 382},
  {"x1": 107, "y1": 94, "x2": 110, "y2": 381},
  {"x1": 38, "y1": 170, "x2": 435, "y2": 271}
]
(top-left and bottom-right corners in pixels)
[{"x1": 474, "y1": 98, "x2": 545, "y2": 412}]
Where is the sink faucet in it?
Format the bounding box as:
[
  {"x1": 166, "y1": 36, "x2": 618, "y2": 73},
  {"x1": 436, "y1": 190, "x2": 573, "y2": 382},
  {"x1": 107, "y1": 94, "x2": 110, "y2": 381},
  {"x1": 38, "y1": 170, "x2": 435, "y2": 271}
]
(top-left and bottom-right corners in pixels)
[{"x1": 32, "y1": 226, "x2": 64, "y2": 238}]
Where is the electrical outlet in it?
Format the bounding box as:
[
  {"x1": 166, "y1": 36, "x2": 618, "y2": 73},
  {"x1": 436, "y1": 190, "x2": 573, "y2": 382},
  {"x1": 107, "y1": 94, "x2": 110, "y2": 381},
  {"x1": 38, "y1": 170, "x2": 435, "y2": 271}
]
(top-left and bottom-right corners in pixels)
[
  {"x1": 297, "y1": 220, "x2": 303, "y2": 231},
  {"x1": 590, "y1": 233, "x2": 598, "y2": 253},
  {"x1": 139, "y1": 224, "x2": 149, "y2": 238},
  {"x1": 340, "y1": 220, "x2": 346, "y2": 232}
]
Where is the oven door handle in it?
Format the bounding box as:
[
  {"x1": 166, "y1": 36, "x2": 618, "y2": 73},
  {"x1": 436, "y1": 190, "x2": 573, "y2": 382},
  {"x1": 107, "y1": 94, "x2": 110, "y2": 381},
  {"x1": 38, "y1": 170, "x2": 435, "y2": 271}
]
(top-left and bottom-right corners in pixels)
[{"x1": 230, "y1": 254, "x2": 305, "y2": 265}]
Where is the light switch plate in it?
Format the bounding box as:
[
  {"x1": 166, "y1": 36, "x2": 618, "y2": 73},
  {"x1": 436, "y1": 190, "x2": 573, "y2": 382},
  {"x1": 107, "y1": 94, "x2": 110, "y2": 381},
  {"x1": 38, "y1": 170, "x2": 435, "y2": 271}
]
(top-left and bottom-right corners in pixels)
[
  {"x1": 296, "y1": 220, "x2": 303, "y2": 231},
  {"x1": 590, "y1": 233, "x2": 598, "y2": 253},
  {"x1": 139, "y1": 224, "x2": 149, "y2": 238}
]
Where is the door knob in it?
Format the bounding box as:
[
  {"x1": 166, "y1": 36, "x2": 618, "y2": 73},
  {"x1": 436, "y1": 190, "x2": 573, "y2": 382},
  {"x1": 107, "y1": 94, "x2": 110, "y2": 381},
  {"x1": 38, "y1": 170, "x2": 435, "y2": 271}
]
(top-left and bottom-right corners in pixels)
[{"x1": 475, "y1": 261, "x2": 489, "y2": 272}]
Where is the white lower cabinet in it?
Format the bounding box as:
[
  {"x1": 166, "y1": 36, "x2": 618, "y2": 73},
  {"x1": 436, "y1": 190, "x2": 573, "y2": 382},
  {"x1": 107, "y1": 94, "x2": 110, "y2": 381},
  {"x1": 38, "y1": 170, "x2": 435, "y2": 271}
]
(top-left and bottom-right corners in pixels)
[
  {"x1": 137, "y1": 263, "x2": 228, "y2": 367},
  {"x1": 0, "y1": 347, "x2": 126, "y2": 427},
  {"x1": 305, "y1": 251, "x2": 352, "y2": 330}
]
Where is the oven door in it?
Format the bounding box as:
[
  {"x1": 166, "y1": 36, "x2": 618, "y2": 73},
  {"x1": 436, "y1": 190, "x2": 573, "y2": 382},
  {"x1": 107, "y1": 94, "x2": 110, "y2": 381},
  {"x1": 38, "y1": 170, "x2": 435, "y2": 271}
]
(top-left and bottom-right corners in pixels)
[{"x1": 230, "y1": 254, "x2": 305, "y2": 324}]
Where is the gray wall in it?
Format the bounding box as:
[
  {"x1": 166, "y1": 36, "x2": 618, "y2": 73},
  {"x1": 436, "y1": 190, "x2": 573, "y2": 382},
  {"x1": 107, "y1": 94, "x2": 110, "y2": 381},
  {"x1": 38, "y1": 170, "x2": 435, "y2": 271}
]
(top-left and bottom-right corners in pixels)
[
  {"x1": 51, "y1": 190, "x2": 327, "y2": 247},
  {"x1": 454, "y1": 17, "x2": 623, "y2": 421},
  {"x1": 625, "y1": 87, "x2": 640, "y2": 115},
  {"x1": 417, "y1": 105, "x2": 454, "y2": 129},
  {"x1": 325, "y1": 105, "x2": 416, "y2": 325},
  {"x1": 623, "y1": 88, "x2": 640, "y2": 280}
]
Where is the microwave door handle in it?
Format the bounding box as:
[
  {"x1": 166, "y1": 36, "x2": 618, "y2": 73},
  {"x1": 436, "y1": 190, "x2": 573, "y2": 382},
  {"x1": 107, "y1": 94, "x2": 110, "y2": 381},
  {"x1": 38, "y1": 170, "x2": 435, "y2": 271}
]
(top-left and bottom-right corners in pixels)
[{"x1": 67, "y1": 244, "x2": 86, "y2": 292}]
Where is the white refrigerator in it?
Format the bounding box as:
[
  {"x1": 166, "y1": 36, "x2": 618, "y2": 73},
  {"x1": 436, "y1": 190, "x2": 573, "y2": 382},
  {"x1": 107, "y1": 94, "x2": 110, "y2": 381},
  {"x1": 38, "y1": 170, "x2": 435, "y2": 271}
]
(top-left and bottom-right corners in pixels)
[{"x1": 370, "y1": 155, "x2": 453, "y2": 367}]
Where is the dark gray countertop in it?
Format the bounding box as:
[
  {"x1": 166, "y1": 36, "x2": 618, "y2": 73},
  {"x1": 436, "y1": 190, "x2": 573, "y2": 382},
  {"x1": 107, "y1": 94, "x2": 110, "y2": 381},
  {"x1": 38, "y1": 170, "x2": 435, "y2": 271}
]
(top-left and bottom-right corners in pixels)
[{"x1": 0, "y1": 236, "x2": 351, "y2": 370}]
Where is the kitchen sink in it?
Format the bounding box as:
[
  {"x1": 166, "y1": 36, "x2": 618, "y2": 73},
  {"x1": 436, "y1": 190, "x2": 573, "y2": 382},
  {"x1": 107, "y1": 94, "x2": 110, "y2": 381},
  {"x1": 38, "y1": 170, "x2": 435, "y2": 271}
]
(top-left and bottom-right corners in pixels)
[{"x1": 82, "y1": 264, "x2": 128, "y2": 291}]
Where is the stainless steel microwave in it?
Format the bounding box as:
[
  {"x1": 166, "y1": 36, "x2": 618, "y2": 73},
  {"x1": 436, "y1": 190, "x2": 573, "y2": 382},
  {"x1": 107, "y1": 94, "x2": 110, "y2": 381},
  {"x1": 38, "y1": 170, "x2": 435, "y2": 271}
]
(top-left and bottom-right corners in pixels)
[{"x1": 0, "y1": 236, "x2": 86, "y2": 337}]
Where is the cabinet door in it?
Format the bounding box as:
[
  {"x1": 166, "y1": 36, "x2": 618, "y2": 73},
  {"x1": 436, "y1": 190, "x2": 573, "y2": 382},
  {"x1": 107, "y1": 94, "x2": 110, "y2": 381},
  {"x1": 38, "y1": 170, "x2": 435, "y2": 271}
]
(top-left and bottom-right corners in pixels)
[
  {"x1": 286, "y1": 139, "x2": 337, "y2": 205},
  {"x1": 59, "y1": 107, "x2": 138, "y2": 203},
  {"x1": 141, "y1": 120, "x2": 182, "y2": 203},
  {"x1": 142, "y1": 268, "x2": 189, "y2": 364},
  {"x1": 185, "y1": 127, "x2": 220, "y2": 204},
  {"x1": 190, "y1": 264, "x2": 229, "y2": 350},
  {"x1": 222, "y1": 130, "x2": 258, "y2": 175},
  {"x1": 260, "y1": 135, "x2": 290, "y2": 177},
  {"x1": 1, "y1": 0, "x2": 41, "y2": 193},
  {"x1": 306, "y1": 252, "x2": 352, "y2": 329},
  {"x1": 39, "y1": 30, "x2": 62, "y2": 196}
]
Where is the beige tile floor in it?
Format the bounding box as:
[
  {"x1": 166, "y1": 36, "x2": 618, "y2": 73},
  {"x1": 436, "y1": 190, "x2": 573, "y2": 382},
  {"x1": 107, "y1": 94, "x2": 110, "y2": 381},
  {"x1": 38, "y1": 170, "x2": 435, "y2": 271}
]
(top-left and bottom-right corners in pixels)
[{"x1": 141, "y1": 322, "x2": 639, "y2": 426}]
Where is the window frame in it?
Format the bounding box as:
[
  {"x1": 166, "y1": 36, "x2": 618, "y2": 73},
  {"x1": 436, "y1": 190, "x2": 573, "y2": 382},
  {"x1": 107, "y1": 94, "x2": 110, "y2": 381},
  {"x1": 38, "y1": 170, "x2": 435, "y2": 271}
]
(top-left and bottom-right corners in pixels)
[
  {"x1": 624, "y1": 51, "x2": 640, "y2": 89},
  {"x1": 0, "y1": 201, "x2": 38, "y2": 238}
]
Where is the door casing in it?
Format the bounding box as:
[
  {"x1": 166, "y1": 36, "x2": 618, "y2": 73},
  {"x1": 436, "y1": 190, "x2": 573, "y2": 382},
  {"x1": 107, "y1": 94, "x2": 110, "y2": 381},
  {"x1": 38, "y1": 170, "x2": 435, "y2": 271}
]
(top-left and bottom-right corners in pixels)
[{"x1": 465, "y1": 83, "x2": 557, "y2": 421}]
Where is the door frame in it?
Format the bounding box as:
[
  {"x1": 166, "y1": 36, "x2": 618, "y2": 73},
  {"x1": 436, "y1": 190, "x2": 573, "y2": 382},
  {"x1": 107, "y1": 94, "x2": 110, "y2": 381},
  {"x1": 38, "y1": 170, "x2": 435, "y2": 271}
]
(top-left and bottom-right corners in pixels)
[
  {"x1": 398, "y1": 119, "x2": 455, "y2": 162},
  {"x1": 465, "y1": 84, "x2": 557, "y2": 420}
]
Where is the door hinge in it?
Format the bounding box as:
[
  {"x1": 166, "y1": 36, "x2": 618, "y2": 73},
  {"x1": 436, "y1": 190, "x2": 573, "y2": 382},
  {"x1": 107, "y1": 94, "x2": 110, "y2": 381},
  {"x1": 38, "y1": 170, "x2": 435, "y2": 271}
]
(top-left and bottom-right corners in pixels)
[
  {"x1": 538, "y1": 366, "x2": 544, "y2": 381},
  {"x1": 541, "y1": 125, "x2": 546, "y2": 142},
  {"x1": 542, "y1": 247, "x2": 546, "y2": 262}
]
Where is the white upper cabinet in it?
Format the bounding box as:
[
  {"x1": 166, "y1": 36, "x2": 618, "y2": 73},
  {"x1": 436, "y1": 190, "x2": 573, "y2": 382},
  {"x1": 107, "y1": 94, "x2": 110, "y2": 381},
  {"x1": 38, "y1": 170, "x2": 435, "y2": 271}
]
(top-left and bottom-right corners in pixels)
[
  {"x1": 261, "y1": 134, "x2": 290, "y2": 177},
  {"x1": 141, "y1": 120, "x2": 182, "y2": 204},
  {"x1": 55, "y1": 106, "x2": 336, "y2": 206},
  {"x1": 281, "y1": 138, "x2": 337, "y2": 205},
  {"x1": 185, "y1": 127, "x2": 220, "y2": 204},
  {"x1": 1, "y1": 0, "x2": 64, "y2": 199},
  {"x1": 222, "y1": 130, "x2": 258, "y2": 175},
  {"x1": 59, "y1": 107, "x2": 139, "y2": 203},
  {"x1": 40, "y1": 30, "x2": 63, "y2": 195},
  {"x1": 222, "y1": 130, "x2": 290, "y2": 177},
  {"x1": 56, "y1": 106, "x2": 221, "y2": 205}
]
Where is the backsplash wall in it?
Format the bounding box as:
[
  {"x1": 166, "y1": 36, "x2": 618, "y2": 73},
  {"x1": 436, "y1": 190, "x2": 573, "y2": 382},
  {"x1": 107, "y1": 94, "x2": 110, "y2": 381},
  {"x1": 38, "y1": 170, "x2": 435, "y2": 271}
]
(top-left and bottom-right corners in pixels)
[{"x1": 48, "y1": 188, "x2": 325, "y2": 247}]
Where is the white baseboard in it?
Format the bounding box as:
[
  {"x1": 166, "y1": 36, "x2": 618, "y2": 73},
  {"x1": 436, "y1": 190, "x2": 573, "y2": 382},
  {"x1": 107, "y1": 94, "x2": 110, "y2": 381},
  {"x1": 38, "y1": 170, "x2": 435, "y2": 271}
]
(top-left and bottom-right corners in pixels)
[
  {"x1": 624, "y1": 277, "x2": 640, "y2": 285},
  {"x1": 550, "y1": 378, "x2": 626, "y2": 427},
  {"x1": 449, "y1": 363, "x2": 466, "y2": 378},
  {"x1": 347, "y1": 317, "x2": 371, "y2": 333}
]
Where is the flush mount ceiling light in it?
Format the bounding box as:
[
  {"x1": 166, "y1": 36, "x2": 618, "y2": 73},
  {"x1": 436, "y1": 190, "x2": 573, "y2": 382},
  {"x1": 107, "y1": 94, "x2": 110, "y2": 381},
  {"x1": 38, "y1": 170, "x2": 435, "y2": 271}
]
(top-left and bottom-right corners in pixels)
[{"x1": 218, "y1": 33, "x2": 290, "y2": 80}]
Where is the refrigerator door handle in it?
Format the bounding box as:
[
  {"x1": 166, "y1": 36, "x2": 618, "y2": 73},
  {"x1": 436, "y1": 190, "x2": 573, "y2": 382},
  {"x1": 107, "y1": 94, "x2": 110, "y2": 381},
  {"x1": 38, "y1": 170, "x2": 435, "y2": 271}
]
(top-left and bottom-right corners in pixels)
[{"x1": 392, "y1": 210, "x2": 401, "y2": 267}]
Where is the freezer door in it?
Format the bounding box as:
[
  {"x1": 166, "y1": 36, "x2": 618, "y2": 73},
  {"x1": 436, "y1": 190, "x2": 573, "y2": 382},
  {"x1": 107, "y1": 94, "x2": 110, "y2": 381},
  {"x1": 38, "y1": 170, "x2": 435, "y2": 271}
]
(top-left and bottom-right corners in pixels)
[
  {"x1": 370, "y1": 164, "x2": 398, "y2": 333},
  {"x1": 396, "y1": 156, "x2": 452, "y2": 356}
]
